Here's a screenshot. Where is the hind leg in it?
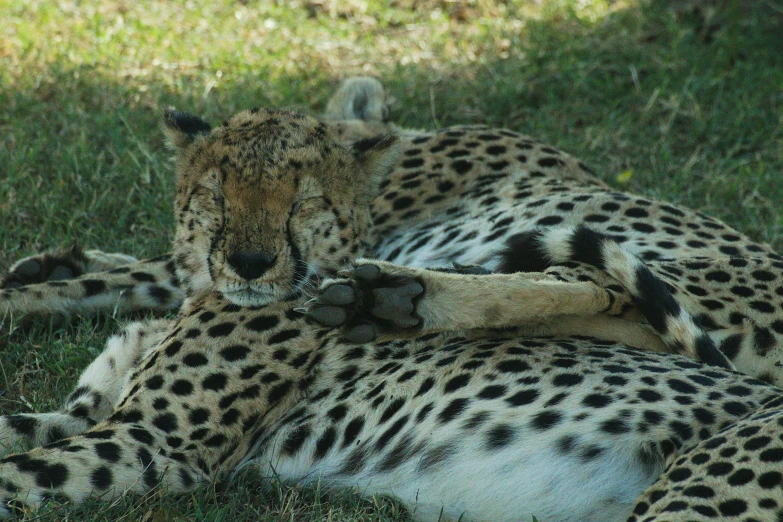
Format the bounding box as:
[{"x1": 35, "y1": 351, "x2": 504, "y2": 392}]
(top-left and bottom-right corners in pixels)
[
  {"x1": 0, "y1": 319, "x2": 172, "y2": 451},
  {"x1": 304, "y1": 259, "x2": 629, "y2": 342},
  {"x1": 0, "y1": 418, "x2": 204, "y2": 518}
]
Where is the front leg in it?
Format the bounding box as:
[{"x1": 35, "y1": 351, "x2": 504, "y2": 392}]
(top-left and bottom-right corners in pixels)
[
  {"x1": 305, "y1": 259, "x2": 627, "y2": 343},
  {"x1": 0, "y1": 256, "x2": 183, "y2": 323},
  {"x1": 0, "y1": 319, "x2": 172, "y2": 451},
  {"x1": 1, "y1": 246, "x2": 138, "y2": 290}
]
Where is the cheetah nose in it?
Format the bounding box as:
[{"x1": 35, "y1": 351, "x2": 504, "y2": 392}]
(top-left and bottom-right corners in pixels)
[{"x1": 228, "y1": 251, "x2": 276, "y2": 280}]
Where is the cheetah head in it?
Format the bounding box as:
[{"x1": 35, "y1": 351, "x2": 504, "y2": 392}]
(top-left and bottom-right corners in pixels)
[{"x1": 164, "y1": 108, "x2": 399, "y2": 306}]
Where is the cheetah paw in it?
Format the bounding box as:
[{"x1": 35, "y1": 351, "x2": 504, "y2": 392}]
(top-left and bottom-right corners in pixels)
[
  {"x1": 1, "y1": 247, "x2": 85, "y2": 289},
  {"x1": 305, "y1": 263, "x2": 424, "y2": 343}
]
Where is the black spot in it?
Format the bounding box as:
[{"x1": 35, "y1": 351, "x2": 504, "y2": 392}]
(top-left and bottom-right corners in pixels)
[
  {"x1": 707, "y1": 461, "x2": 734, "y2": 476},
  {"x1": 720, "y1": 334, "x2": 743, "y2": 359},
  {"x1": 727, "y1": 468, "x2": 755, "y2": 486},
  {"x1": 437, "y1": 398, "x2": 470, "y2": 423},
  {"x1": 94, "y1": 442, "x2": 121, "y2": 463},
  {"x1": 601, "y1": 418, "x2": 630, "y2": 434},
  {"x1": 669, "y1": 467, "x2": 693, "y2": 482},
  {"x1": 638, "y1": 389, "x2": 663, "y2": 402},
  {"x1": 268, "y1": 380, "x2": 293, "y2": 404},
  {"x1": 485, "y1": 424, "x2": 515, "y2": 449},
  {"x1": 220, "y1": 344, "x2": 250, "y2": 361},
  {"x1": 314, "y1": 427, "x2": 337, "y2": 459},
  {"x1": 246, "y1": 315, "x2": 280, "y2": 331},
  {"x1": 182, "y1": 352, "x2": 208, "y2": 367},
  {"x1": 89, "y1": 465, "x2": 113, "y2": 490},
  {"x1": 208, "y1": 322, "x2": 235, "y2": 337},
  {"x1": 452, "y1": 160, "x2": 473, "y2": 174},
  {"x1": 667, "y1": 378, "x2": 697, "y2": 394},
  {"x1": 758, "y1": 471, "x2": 783, "y2": 488},
  {"x1": 327, "y1": 404, "x2": 347, "y2": 422},
  {"x1": 128, "y1": 427, "x2": 154, "y2": 445},
  {"x1": 221, "y1": 408, "x2": 240, "y2": 426},
  {"x1": 760, "y1": 448, "x2": 783, "y2": 462},
  {"x1": 282, "y1": 424, "x2": 311, "y2": 455},
  {"x1": 505, "y1": 389, "x2": 539, "y2": 406},
  {"x1": 375, "y1": 415, "x2": 409, "y2": 451},
  {"x1": 582, "y1": 393, "x2": 613, "y2": 408},
  {"x1": 188, "y1": 408, "x2": 209, "y2": 425},
  {"x1": 379, "y1": 398, "x2": 406, "y2": 424},
  {"x1": 478, "y1": 385, "x2": 506, "y2": 400},
  {"x1": 718, "y1": 499, "x2": 747, "y2": 516},
  {"x1": 146, "y1": 375, "x2": 164, "y2": 390},
  {"x1": 152, "y1": 413, "x2": 178, "y2": 433},
  {"x1": 393, "y1": 196, "x2": 415, "y2": 210},
  {"x1": 418, "y1": 443, "x2": 455, "y2": 472},
  {"x1": 531, "y1": 411, "x2": 562, "y2": 431},
  {"x1": 202, "y1": 373, "x2": 228, "y2": 391},
  {"x1": 444, "y1": 374, "x2": 471, "y2": 393},
  {"x1": 171, "y1": 379, "x2": 193, "y2": 396},
  {"x1": 536, "y1": 215, "x2": 564, "y2": 226},
  {"x1": 131, "y1": 272, "x2": 157, "y2": 282},
  {"x1": 269, "y1": 329, "x2": 300, "y2": 344},
  {"x1": 165, "y1": 341, "x2": 183, "y2": 357},
  {"x1": 552, "y1": 373, "x2": 583, "y2": 387},
  {"x1": 415, "y1": 377, "x2": 435, "y2": 397},
  {"x1": 7, "y1": 416, "x2": 37, "y2": 436},
  {"x1": 569, "y1": 227, "x2": 607, "y2": 270},
  {"x1": 354, "y1": 134, "x2": 396, "y2": 153},
  {"x1": 148, "y1": 285, "x2": 172, "y2": 303},
  {"x1": 82, "y1": 279, "x2": 107, "y2": 297},
  {"x1": 496, "y1": 360, "x2": 531, "y2": 373},
  {"x1": 754, "y1": 327, "x2": 775, "y2": 355},
  {"x1": 342, "y1": 417, "x2": 365, "y2": 448}
]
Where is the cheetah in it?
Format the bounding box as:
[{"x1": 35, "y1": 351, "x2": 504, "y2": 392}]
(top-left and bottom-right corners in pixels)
[
  {"x1": 0, "y1": 79, "x2": 782, "y2": 520},
  {"x1": 0, "y1": 85, "x2": 729, "y2": 450},
  {"x1": 2, "y1": 78, "x2": 782, "y2": 383}
]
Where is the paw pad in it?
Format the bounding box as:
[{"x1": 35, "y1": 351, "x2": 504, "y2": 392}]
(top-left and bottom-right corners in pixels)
[{"x1": 306, "y1": 263, "x2": 424, "y2": 342}]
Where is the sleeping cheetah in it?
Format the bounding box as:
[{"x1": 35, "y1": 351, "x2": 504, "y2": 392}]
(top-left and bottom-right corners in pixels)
[
  {"x1": 0, "y1": 89, "x2": 730, "y2": 450},
  {"x1": 2, "y1": 78, "x2": 782, "y2": 382},
  {"x1": 0, "y1": 79, "x2": 782, "y2": 520}
]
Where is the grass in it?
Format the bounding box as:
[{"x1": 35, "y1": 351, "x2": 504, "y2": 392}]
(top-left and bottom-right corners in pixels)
[{"x1": 1, "y1": 0, "x2": 782, "y2": 519}]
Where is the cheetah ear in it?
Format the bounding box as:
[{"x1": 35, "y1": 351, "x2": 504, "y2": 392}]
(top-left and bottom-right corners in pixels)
[
  {"x1": 351, "y1": 134, "x2": 401, "y2": 192},
  {"x1": 163, "y1": 109, "x2": 212, "y2": 150}
]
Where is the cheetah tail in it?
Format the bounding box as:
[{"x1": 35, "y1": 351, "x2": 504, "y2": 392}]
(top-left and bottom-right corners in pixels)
[{"x1": 499, "y1": 226, "x2": 734, "y2": 370}]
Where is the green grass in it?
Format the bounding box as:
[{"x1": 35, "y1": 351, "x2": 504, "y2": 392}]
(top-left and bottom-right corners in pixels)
[{"x1": 1, "y1": 0, "x2": 782, "y2": 519}]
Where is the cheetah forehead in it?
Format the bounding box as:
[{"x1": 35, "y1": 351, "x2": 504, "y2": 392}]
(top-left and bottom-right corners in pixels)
[{"x1": 180, "y1": 108, "x2": 359, "y2": 188}]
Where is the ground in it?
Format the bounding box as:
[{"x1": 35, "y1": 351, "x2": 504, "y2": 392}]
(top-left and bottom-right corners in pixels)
[{"x1": 1, "y1": 1, "x2": 782, "y2": 520}]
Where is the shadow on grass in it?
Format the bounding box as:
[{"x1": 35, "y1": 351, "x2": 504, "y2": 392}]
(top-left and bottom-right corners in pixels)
[{"x1": 1, "y1": 1, "x2": 781, "y2": 265}]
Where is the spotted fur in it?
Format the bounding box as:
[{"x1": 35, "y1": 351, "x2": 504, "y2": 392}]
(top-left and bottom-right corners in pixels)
[
  {"x1": 1, "y1": 293, "x2": 780, "y2": 521},
  {"x1": 2, "y1": 78, "x2": 782, "y2": 382},
  {"x1": 629, "y1": 393, "x2": 783, "y2": 521},
  {"x1": 2, "y1": 78, "x2": 783, "y2": 520}
]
